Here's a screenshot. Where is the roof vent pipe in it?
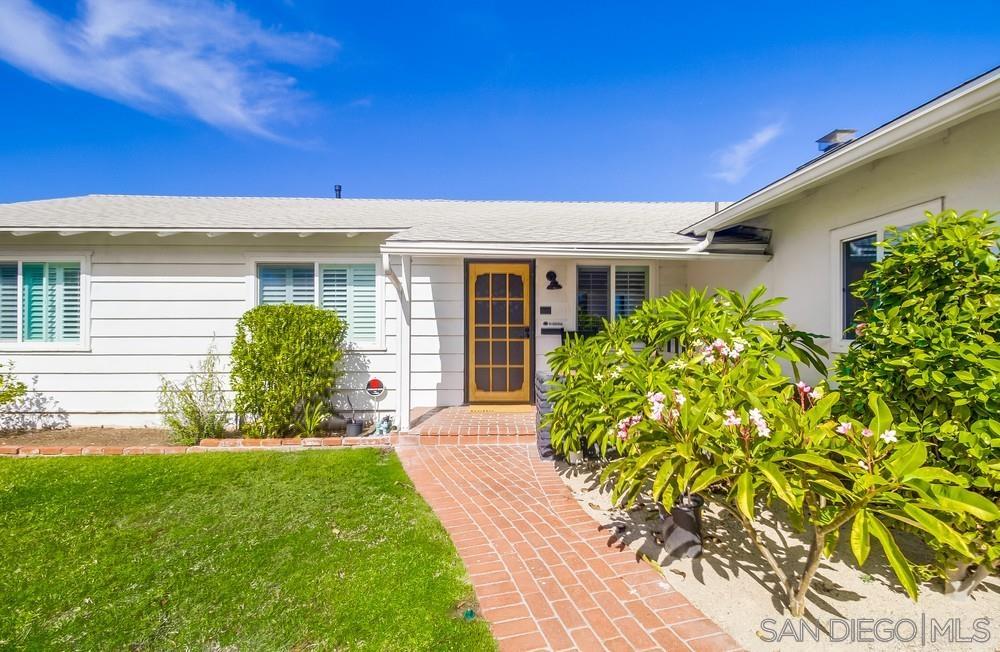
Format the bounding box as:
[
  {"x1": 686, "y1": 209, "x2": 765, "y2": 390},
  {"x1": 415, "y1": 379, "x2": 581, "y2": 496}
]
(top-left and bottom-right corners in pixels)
[
  {"x1": 816, "y1": 129, "x2": 856, "y2": 152},
  {"x1": 334, "y1": 185, "x2": 342, "y2": 198}
]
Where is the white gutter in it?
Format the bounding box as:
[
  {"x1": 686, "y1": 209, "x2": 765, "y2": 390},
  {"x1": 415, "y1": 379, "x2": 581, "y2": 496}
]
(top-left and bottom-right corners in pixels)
[
  {"x1": 0, "y1": 227, "x2": 404, "y2": 236},
  {"x1": 686, "y1": 66, "x2": 1000, "y2": 235},
  {"x1": 687, "y1": 229, "x2": 716, "y2": 253},
  {"x1": 379, "y1": 241, "x2": 766, "y2": 260}
]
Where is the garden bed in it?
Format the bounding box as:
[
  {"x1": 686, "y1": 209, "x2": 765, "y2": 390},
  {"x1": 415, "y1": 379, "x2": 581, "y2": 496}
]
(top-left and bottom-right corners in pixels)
[
  {"x1": 0, "y1": 426, "x2": 172, "y2": 448},
  {"x1": 0, "y1": 450, "x2": 494, "y2": 650},
  {"x1": 560, "y1": 461, "x2": 999, "y2": 651}
]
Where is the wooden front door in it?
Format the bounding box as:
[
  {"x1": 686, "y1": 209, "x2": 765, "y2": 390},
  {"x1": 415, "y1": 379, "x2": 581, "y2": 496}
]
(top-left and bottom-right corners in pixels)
[{"x1": 466, "y1": 261, "x2": 533, "y2": 403}]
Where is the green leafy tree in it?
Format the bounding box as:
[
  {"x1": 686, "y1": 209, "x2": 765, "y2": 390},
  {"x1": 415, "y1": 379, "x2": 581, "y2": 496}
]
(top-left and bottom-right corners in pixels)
[
  {"x1": 231, "y1": 305, "x2": 347, "y2": 438},
  {"x1": 835, "y1": 210, "x2": 1000, "y2": 595}
]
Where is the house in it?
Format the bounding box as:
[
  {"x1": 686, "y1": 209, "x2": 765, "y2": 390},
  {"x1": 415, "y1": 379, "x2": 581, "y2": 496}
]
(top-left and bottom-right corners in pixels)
[{"x1": 0, "y1": 66, "x2": 997, "y2": 430}]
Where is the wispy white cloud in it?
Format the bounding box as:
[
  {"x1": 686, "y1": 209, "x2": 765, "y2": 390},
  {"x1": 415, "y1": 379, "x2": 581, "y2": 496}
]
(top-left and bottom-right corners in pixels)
[
  {"x1": 0, "y1": 0, "x2": 338, "y2": 139},
  {"x1": 712, "y1": 122, "x2": 784, "y2": 183}
]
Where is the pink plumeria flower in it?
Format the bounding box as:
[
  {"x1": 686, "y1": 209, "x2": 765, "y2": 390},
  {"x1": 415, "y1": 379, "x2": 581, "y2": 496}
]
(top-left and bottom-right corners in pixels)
[
  {"x1": 835, "y1": 422, "x2": 852, "y2": 435},
  {"x1": 672, "y1": 389, "x2": 686, "y2": 406},
  {"x1": 861, "y1": 428, "x2": 873, "y2": 438},
  {"x1": 809, "y1": 387, "x2": 824, "y2": 401},
  {"x1": 855, "y1": 322, "x2": 868, "y2": 337},
  {"x1": 723, "y1": 410, "x2": 742, "y2": 427},
  {"x1": 880, "y1": 429, "x2": 897, "y2": 444}
]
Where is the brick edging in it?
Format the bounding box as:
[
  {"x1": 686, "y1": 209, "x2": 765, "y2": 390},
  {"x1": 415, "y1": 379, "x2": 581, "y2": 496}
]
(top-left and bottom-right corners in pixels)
[{"x1": 0, "y1": 434, "x2": 537, "y2": 457}]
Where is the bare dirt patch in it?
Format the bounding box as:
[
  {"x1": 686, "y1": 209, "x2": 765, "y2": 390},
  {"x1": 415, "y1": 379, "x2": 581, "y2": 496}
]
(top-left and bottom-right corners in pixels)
[{"x1": 0, "y1": 427, "x2": 172, "y2": 447}]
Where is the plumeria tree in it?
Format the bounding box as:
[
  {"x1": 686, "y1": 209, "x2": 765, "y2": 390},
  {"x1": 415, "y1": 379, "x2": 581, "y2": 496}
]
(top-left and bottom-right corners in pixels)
[{"x1": 575, "y1": 287, "x2": 999, "y2": 616}]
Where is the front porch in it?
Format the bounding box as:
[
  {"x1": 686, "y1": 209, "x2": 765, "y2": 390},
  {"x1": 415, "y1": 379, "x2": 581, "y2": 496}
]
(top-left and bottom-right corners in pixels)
[{"x1": 408, "y1": 405, "x2": 537, "y2": 440}]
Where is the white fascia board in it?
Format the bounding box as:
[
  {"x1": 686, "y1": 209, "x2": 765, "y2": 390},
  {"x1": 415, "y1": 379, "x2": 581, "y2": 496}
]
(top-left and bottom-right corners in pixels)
[
  {"x1": 687, "y1": 68, "x2": 1000, "y2": 235},
  {"x1": 379, "y1": 242, "x2": 768, "y2": 260},
  {"x1": 1, "y1": 227, "x2": 404, "y2": 235}
]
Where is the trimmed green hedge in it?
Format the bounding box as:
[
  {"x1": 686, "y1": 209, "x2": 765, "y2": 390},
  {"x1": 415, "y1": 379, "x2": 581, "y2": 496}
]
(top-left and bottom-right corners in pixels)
[{"x1": 231, "y1": 304, "x2": 348, "y2": 437}]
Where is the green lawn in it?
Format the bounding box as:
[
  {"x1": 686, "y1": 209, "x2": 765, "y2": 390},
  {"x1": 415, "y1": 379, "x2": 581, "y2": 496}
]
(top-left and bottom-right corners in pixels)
[{"x1": 0, "y1": 450, "x2": 495, "y2": 651}]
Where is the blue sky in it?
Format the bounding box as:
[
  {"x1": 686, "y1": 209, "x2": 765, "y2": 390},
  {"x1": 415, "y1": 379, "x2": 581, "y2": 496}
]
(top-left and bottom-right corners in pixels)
[{"x1": 1, "y1": 1, "x2": 998, "y2": 204}]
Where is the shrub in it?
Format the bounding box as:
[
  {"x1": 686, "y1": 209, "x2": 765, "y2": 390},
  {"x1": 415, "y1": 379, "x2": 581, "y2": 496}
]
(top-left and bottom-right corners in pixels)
[
  {"x1": 158, "y1": 346, "x2": 229, "y2": 445},
  {"x1": 549, "y1": 286, "x2": 1000, "y2": 614},
  {"x1": 231, "y1": 304, "x2": 347, "y2": 438},
  {"x1": 0, "y1": 361, "x2": 27, "y2": 413},
  {"x1": 543, "y1": 287, "x2": 826, "y2": 459},
  {"x1": 835, "y1": 209, "x2": 1000, "y2": 593}
]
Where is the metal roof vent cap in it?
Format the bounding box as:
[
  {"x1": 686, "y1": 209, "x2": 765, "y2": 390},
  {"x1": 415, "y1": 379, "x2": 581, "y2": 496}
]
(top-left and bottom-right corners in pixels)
[{"x1": 817, "y1": 129, "x2": 856, "y2": 152}]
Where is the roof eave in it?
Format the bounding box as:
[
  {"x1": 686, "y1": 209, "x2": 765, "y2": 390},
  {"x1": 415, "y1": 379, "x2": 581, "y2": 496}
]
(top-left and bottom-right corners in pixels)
[
  {"x1": 686, "y1": 66, "x2": 1000, "y2": 236},
  {"x1": 379, "y1": 241, "x2": 769, "y2": 260}
]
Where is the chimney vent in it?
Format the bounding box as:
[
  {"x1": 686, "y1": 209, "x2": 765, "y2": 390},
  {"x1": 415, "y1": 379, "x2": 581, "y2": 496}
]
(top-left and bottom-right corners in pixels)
[
  {"x1": 334, "y1": 184, "x2": 343, "y2": 199},
  {"x1": 816, "y1": 129, "x2": 856, "y2": 152}
]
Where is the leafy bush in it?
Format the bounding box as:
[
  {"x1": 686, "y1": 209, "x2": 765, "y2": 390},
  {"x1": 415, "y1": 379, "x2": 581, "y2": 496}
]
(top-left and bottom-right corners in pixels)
[
  {"x1": 0, "y1": 361, "x2": 26, "y2": 411},
  {"x1": 158, "y1": 346, "x2": 229, "y2": 445},
  {"x1": 835, "y1": 209, "x2": 1000, "y2": 592},
  {"x1": 543, "y1": 287, "x2": 826, "y2": 459},
  {"x1": 231, "y1": 304, "x2": 347, "y2": 438},
  {"x1": 548, "y1": 286, "x2": 1000, "y2": 614}
]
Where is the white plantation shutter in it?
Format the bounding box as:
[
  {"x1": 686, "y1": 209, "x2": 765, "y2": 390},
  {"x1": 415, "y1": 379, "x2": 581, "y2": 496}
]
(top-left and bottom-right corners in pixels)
[
  {"x1": 0, "y1": 263, "x2": 17, "y2": 341},
  {"x1": 614, "y1": 266, "x2": 648, "y2": 318},
  {"x1": 321, "y1": 263, "x2": 377, "y2": 343},
  {"x1": 348, "y1": 264, "x2": 377, "y2": 342},
  {"x1": 22, "y1": 262, "x2": 81, "y2": 342},
  {"x1": 258, "y1": 265, "x2": 315, "y2": 305}
]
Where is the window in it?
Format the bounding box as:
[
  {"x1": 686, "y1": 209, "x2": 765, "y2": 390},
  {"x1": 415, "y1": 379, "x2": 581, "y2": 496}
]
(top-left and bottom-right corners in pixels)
[
  {"x1": 0, "y1": 260, "x2": 84, "y2": 346},
  {"x1": 575, "y1": 264, "x2": 649, "y2": 336},
  {"x1": 829, "y1": 198, "x2": 940, "y2": 351},
  {"x1": 255, "y1": 261, "x2": 380, "y2": 345},
  {"x1": 840, "y1": 235, "x2": 876, "y2": 341}
]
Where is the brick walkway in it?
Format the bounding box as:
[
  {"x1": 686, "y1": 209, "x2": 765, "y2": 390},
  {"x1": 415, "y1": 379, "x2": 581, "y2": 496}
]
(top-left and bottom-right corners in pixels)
[
  {"x1": 397, "y1": 445, "x2": 741, "y2": 652},
  {"x1": 409, "y1": 405, "x2": 537, "y2": 436}
]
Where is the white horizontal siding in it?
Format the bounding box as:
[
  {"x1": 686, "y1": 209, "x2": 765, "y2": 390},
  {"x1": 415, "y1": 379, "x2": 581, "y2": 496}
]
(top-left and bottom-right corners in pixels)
[
  {"x1": 0, "y1": 233, "x2": 399, "y2": 426},
  {"x1": 409, "y1": 258, "x2": 465, "y2": 407}
]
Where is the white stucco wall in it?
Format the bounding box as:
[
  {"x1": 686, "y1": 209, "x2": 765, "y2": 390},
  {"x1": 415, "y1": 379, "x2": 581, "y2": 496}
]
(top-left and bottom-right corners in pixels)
[
  {"x1": 0, "y1": 233, "x2": 399, "y2": 427},
  {"x1": 686, "y1": 106, "x2": 1000, "y2": 379}
]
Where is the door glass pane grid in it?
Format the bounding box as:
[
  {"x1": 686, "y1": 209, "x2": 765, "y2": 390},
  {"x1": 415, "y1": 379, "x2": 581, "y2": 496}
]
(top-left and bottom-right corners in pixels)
[{"x1": 473, "y1": 270, "x2": 527, "y2": 394}]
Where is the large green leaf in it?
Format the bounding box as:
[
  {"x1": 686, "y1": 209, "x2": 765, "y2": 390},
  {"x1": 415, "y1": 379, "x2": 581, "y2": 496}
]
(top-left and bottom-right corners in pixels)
[
  {"x1": 757, "y1": 461, "x2": 797, "y2": 508},
  {"x1": 886, "y1": 442, "x2": 927, "y2": 479},
  {"x1": 928, "y1": 485, "x2": 1000, "y2": 521},
  {"x1": 867, "y1": 393, "x2": 894, "y2": 434},
  {"x1": 868, "y1": 516, "x2": 919, "y2": 601},
  {"x1": 851, "y1": 510, "x2": 871, "y2": 566},
  {"x1": 899, "y1": 504, "x2": 972, "y2": 558},
  {"x1": 735, "y1": 472, "x2": 755, "y2": 521},
  {"x1": 902, "y1": 467, "x2": 966, "y2": 485}
]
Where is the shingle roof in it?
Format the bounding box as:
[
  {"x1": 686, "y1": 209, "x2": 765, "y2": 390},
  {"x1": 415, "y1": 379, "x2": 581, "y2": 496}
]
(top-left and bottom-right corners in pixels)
[{"x1": 0, "y1": 195, "x2": 725, "y2": 244}]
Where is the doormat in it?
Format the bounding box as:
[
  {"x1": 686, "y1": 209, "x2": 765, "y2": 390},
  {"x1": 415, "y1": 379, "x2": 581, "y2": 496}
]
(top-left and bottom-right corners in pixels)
[{"x1": 467, "y1": 405, "x2": 536, "y2": 414}]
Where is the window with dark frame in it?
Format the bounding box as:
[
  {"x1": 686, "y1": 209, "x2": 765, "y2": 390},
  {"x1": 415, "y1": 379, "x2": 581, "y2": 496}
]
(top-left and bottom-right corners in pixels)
[
  {"x1": 576, "y1": 265, "x2": 649, "y2": 337},
  {"x1": 841, "y1": 234, "x2": 877, "y2": 339}
]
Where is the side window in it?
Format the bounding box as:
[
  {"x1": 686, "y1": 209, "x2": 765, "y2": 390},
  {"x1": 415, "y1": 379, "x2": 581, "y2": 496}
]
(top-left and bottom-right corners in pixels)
[
  {"x1": 614, "y1": 266, "x2": 648, "y2": 319},
  {"x1": 576, "y1": 266, "x2": 610, "y2": 337},
  {"x1": 0, "y1": 261, "x2": 82, "y2": 344},
  {"x1": 576, "y1": 264, "x2": 650, "y2": 336},
  {"x1": 256, "y1": 261, "x2": 380, "y2": 345},
  {"x1": 320, "y1": 264, "x2": 377, "y2": 343},
  {"x1": 840, "y1": 234, "x2": 877, "y2": 339},
  {"x1": 257, "y1": 264, "x2": 315, "y2": 305},
  {"x1": 830, "y1": 197, "x2": 939, "y2": 351}
]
